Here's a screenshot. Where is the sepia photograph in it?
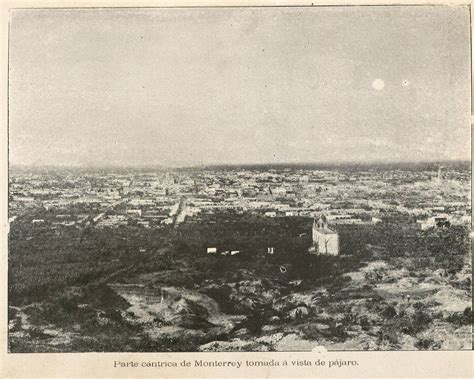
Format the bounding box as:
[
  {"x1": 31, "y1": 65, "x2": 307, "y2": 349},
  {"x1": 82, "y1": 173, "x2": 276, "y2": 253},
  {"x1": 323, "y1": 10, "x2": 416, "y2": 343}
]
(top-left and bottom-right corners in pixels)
[{"x1": 6, "y1": 4, "x2": 472, "y2": 355}]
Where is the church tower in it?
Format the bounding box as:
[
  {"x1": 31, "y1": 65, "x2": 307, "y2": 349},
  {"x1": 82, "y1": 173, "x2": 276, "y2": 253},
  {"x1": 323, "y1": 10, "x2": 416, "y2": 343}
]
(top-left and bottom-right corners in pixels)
[{"x1": 311, "y1": 215, "x2": 339, "y2": 256}]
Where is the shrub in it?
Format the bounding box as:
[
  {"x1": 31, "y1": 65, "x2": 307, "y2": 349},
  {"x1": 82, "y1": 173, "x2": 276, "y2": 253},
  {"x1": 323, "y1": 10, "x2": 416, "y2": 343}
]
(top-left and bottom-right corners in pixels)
[
  {"x1": 410, "y1": 309, "x2": 433, "y2": 334},
  {"x1": 358, "y1": 316, "x2": 370, "y2": 331},
  {"x1": 8, "y1": 307, "x2": 18, "y2": 320},
  {"x1": 243, "y1": 310, "x2": 267, "y2": 334},
  {"x1": 377, "y1": 328, "x2": 399, "y2": 347},
  {"x1": 415, "y1": 338, "x2": 440, "y2": 350},
  {"x1": 445, "y1": 307, "x2": 472, "y2": 327},
  {"x1": 28, "y1": 327, "x2": 49, "y2": 340},
  {"x1": 381, "y1": 305, "x2": 397, "y2": 319}
]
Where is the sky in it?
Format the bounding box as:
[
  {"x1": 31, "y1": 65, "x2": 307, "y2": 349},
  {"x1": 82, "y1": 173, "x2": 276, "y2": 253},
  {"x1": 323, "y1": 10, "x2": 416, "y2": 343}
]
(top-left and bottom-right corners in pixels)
[{"x1": 9, "y1": 6, "x2": 471, "y2": 167}]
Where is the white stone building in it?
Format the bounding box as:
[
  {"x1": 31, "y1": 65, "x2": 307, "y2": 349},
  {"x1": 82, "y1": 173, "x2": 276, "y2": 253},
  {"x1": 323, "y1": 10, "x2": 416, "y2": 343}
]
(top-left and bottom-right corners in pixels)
[{"x1": 310, "y1": 215, "x2": 339, "y2": 256}]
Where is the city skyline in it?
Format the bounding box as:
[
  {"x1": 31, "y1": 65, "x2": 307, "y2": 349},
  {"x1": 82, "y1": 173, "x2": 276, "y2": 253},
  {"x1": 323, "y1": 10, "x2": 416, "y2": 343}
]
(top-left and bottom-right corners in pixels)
[{"x1": 9, "y1": 6, "x2": 471, "y2": 167}]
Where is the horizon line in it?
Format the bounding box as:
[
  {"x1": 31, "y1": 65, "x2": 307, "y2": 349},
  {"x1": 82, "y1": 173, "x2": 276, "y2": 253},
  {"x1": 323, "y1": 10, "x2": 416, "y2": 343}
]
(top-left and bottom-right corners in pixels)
[{"x1": 8, "y1": 158, "x2": 471, "y2": 171}]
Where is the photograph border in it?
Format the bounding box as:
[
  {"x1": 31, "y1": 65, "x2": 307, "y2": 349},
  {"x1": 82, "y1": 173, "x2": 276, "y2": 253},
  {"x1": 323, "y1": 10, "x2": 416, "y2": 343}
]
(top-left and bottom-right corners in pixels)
[{"x1": 1, "y1": 0, "x2": 472, "y2": 377}]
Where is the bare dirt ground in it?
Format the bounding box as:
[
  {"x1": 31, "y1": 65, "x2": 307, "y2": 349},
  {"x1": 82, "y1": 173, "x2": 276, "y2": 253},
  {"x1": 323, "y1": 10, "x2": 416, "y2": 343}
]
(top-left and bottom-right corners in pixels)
[
  {"x1": 272, "y1": 255, "x2": 472, "y2": 351},
  {"x1": 8, "y1": 250, "x2": 472, "y2": 352}
]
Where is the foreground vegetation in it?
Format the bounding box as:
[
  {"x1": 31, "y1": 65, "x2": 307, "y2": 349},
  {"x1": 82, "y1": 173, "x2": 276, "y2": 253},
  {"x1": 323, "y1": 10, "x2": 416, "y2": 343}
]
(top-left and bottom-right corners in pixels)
[{"x1": 8, "y1": 210, "x2": 472, "y2": 352}]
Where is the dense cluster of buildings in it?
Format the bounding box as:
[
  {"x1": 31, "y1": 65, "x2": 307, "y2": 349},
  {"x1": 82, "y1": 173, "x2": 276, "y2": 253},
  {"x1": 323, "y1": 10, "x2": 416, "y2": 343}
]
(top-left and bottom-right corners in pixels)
[{"x1": 9, "y1": 166, "x2": 471, "y2": 249}]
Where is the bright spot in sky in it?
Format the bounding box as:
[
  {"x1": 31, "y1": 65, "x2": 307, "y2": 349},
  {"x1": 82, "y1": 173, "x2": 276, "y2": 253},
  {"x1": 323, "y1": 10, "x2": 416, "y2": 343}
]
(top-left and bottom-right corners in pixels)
[
  {"x1": 402, "y1": 80, "x2": 410, "y2": 86},
  {"x1": 372, "y1": 78, "x2": 385, "y2": 90}
]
